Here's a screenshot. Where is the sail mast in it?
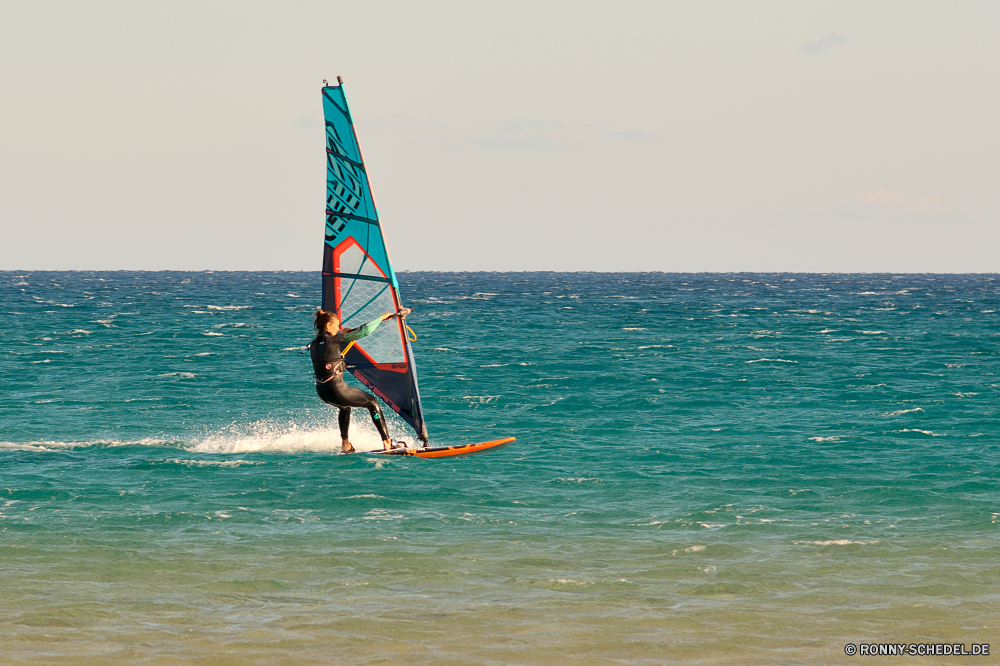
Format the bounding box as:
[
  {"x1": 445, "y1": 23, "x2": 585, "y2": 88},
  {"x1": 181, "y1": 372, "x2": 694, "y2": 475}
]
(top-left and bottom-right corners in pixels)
[{"x1": 320, "y1": 77, "x2": 428, "y2": 443}]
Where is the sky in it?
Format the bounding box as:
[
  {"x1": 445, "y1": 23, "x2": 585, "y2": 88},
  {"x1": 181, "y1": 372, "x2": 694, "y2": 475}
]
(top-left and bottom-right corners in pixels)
[{"x1": 1, "y1": 1, "x2": 998, "y2": 272}]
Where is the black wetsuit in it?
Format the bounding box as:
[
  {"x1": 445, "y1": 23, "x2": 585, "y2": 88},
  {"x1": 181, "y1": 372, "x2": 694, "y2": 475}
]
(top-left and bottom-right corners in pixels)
[{"x1": 310, "y1": 326, "x2": 390, "y2": 442}]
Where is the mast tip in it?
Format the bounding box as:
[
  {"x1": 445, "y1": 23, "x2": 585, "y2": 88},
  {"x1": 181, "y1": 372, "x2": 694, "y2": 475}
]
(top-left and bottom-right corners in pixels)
[{"x1": 337, "y1": 76, "x2": 344, "y2": 85}]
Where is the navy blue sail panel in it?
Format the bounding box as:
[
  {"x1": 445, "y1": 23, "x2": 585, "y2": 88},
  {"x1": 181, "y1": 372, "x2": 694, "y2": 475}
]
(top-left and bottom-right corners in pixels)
[{"x1": 321, "y1": 83, "x2": 428, "y2": 443}]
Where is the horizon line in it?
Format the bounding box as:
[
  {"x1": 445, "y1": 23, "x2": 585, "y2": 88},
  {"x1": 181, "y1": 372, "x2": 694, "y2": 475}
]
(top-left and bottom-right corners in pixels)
[{"x1": 3, "y1": 269, "x2": 1000, "y2": 276}]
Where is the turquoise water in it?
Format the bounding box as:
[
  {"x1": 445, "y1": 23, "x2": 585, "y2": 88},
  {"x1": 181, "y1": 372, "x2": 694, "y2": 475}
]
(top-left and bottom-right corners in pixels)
[{"x1": 2, "y1": 271, "x2": 999, "y2": 664}]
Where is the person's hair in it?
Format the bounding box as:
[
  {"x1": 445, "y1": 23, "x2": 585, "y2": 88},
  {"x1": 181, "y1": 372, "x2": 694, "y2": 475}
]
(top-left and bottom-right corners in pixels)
[{"x1": 314, "y1": 309, "x2": 339, "y2": 333}]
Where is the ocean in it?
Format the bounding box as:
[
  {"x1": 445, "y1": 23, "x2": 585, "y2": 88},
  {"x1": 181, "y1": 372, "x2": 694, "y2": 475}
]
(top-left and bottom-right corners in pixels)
[{"x1": 2, "y1": 271, "x2": 998, "y2": 664}]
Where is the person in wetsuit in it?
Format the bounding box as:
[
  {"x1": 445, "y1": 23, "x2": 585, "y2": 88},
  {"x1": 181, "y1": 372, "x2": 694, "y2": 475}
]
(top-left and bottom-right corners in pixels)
[{"x1": 310, "y1": 307, "x2": 411, "y2": 453}]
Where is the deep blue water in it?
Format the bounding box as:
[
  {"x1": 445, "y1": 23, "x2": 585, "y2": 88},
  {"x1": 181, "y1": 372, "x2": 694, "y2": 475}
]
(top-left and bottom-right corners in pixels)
[{"x1": 2, "y1": 271, "x2": 999, "y2": 664}]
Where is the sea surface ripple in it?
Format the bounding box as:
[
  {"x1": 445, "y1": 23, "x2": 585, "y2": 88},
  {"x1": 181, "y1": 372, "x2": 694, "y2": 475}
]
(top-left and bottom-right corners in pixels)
[{"x1": 1, "y1": 271, "x2": 999, "y2": 664}]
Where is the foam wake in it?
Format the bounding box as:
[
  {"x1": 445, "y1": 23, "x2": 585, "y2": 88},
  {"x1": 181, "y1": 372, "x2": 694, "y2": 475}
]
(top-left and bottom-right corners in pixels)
[
  {"x1": 0, "y1": 419, "x2": 403, "y2": 455},
  {"x1": 191, "y1": 419, "x2": 390, "y2": 454}
]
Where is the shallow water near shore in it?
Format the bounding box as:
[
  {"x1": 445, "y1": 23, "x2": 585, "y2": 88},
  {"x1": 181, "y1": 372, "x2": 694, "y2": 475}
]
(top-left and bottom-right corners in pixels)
[{"x1": 2, "y1": 271, "x2": 999, "y2": 664}]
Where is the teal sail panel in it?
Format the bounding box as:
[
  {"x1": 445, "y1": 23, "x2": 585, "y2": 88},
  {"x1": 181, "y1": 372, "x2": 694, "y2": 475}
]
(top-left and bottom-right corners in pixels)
[{"x1": 320, "y1": 80, "x2": 428, "y2": 443}]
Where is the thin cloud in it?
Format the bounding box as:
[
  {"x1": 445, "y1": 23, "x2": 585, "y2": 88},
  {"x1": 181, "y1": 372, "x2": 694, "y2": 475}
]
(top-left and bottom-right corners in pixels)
[
  {"x1": 865, "y1": 188, "x2": 903, "y2": 205},
  {"x1": 479, "y1": 121, "x2": 572, "y2": 151},
  {"x1": 864, "y1": 188, "x2": 949, "y2": 214},
  {"x1": 608, "y1": 131, "x2": 663, "y2": 147},
  {"x1": 357, "y1": 115, "x2": 442, "y2": 132},
  {"x1": 801, "y1": 33, "x2": 847, "y2": 54},
  {"x1": 296, "y1": 112, "x2": 324, "y2": 129},
  {"x1": 476, "y1": 122, "x2": 664, "y2": 151},
  {"x1": 912, "y1": 195, "x2": 947, "y2": 213}
]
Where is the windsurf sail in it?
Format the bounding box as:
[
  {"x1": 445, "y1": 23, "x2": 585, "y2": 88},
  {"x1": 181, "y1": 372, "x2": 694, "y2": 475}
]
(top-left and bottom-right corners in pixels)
[{"x1": 320, "y1": 78, "x2": 428, "y2": 443}]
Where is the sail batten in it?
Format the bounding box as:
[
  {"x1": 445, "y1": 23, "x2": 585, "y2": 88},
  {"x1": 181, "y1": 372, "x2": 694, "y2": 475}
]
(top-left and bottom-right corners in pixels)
[{"x1": 320, "y1": 81, "x2": 428, "y2": 443}]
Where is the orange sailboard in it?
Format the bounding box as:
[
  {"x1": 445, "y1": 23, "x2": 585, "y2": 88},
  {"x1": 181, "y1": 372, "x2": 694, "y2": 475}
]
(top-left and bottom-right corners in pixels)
[{"x1": 374, "y1": 437, "x2": 516, "y2": 459}]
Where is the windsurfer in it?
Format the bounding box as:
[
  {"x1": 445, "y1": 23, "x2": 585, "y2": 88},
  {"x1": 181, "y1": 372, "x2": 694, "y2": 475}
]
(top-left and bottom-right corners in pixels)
[{"x1": 310, "y1": 308, "x2": 412, "y2": 453}]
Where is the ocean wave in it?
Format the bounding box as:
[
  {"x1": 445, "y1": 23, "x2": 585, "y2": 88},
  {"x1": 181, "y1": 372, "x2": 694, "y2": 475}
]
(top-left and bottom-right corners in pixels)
[
  {"x1": 794, "y1": 540, "x2": 879, "y2": 546},
  {"x1": 462, "y1": 395, "x2": 502, "y2": 404},
  {"x1": 163, "y1": 458, "x2": 264, "y2": 468},
  {"x1": 205, "y1": 305, "x2": 251, "y2": 311},
  {"x1": 746, "y1": 358, "x2": 797, "y2": 364},
  {"x1": 0, "y1": 438, "x2": 181, "y2": 452},
  {"x1": 362, "y1": 508, "x2": 403, "y2": 521},
  {"x1": 0, "y1": 442, "x2": 59, "y2": 452},
  {"x1": 881, "y1": 407, "x2": 924, "y2": 417},
  {"x1": 523, "y1": 578, "x2": 634, "y2": 592}
]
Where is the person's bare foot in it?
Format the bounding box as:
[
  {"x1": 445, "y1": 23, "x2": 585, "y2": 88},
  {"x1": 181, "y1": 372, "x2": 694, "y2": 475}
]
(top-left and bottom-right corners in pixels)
[
  {"x1": 341, "y1": 439, "x2": 356, "y2": 454},
  {"x1": 382, "y1": 439, "x2": 393, "y2": 451}
]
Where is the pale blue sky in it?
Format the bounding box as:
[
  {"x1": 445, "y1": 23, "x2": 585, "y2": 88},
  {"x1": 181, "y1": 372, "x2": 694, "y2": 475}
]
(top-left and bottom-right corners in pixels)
[{"x1": 2, "y1": 1, "x2": 998, "y2": 271}]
